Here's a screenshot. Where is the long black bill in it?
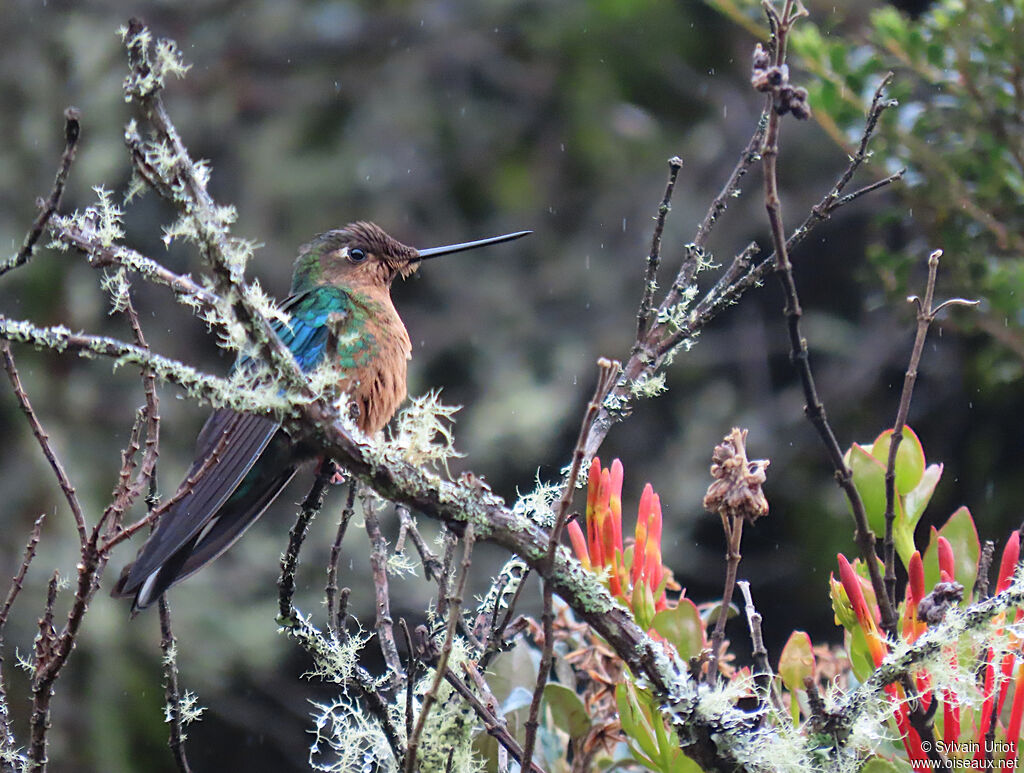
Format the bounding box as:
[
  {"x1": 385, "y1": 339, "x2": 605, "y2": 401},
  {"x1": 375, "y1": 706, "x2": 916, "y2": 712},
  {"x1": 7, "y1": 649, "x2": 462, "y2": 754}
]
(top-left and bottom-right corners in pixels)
[{"x1": 415, "y1": 230, "x2": 532, "y2": 260}]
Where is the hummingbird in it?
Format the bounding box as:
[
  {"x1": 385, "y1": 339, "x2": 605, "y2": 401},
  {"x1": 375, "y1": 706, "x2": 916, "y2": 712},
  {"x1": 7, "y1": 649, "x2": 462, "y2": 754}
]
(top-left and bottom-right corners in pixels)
[{"x1": 112, "y1": 221, "x2": 529, "y2": 612}]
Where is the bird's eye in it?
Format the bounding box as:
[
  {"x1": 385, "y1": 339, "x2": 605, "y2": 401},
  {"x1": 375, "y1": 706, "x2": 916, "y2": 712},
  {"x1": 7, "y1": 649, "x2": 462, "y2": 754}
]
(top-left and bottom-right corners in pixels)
[{"x1": 348, "y1": 248, "x2": 367, "y2": 264}]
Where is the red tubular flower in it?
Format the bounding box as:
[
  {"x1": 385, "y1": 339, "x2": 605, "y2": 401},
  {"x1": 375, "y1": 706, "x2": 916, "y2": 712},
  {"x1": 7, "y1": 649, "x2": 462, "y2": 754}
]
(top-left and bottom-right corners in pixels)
[
  {"x1": 645, "y1": 490, "x2": 666, "y2": 610},
  {"x1": 903, "y1": 551, "x2": 926, "y2": 642},
  {"x1": 937, "y1": 535, "x2": 955, "y2": 582},
  {"x1": 632, "y1": 485, "x2": 651, "y2": 589},
  {"x1": 586, "y1": 457, "x2": 605, "y2": 568},
  {"x1": 997, "y1": 530, "x2": 1020, "y2": 593},
  {"x1": 609, "y1": 459, "x2": 625, "y2": 567},
  {"x1": 837, "y1": 554, "x2": 886, "y2": 666},
  {"x1": 567, "y1": 519, "x2": 590, "y2": 569}
]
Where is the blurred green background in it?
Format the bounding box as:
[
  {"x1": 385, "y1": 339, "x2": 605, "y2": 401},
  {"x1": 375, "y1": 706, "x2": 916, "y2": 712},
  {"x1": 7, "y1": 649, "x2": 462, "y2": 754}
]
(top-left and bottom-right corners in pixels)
[{"x1": 1, "y1": 0, "x2": 1021, "y2": 770}]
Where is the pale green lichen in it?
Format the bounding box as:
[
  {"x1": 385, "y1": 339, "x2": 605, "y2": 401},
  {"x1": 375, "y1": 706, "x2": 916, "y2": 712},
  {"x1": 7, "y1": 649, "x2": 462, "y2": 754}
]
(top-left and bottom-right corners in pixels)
[
  {"x1": 379, "y1": 390, "x2": 463, "y2": 473},
  {"x1": 629, "y1": 371, "x2": 668, "y2": 399},
  {"x1": 164, "y1": 690, "x2": 205, "y2": 737},
  {"x1": 100, "y1": 267, "x2": 131, "y2": 314},
  {"x1": 408, "y1": 640, "x2": 482, "y2": 773},
  {"x1": 386, "y1": 550, "x2": 419, "y2": 578},
  {"x1": 512, "y1": 475, "x2": 560, "y2": 528},
  {"x1": 120, "y1": 24, "x2": 190, "y2": 101},
  {"x1": 309, "y1": 697, "x2": 401, "y2": 772}
]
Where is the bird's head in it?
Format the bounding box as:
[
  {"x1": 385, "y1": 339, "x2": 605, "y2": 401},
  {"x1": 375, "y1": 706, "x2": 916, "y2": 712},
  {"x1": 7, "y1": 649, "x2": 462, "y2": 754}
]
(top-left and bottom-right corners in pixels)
[
  {"x1": 291, "y1": 222, "x2": 417, "y2": 294},
  {"x1": 291, "y1": 221, "x2": 531, "y2": 295}
]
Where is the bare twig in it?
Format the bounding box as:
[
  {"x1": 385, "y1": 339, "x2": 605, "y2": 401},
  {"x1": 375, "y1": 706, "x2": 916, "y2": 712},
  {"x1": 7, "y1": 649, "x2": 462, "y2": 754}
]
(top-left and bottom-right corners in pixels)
[
  {"x1": 158, "y1": 597, "x2": 194, "y2": 773},
  {"x1": 522, "y1": 358, "x2": 618, "y2": 773},
  {"x1": 439, "y1": 663, "x2": 546, "y2": 773},
  {"x1": 1, "y1": 342, "x2": 87, "y2": 544},
  {"x1": 0, "y1": 108, "x2": 81, "y2": 278},
  {"x1": 737, "y1": 580, "x2": 780, "y2": 710},
  {"x1": 405, "y1": 525, "x2": 475, "y2": 773},
  {"x1": 882, "y1": 250, "x2": 978, "y2": 607},
  {"x1": 103, "y1": 428, "x2": 232, "y2": 552},
  {"x1": 395, "y1": 505, "x2": 443, "y2": 581},
  {"x1": 707, "y1": 516, "x2": 744, "y2": 684},
  {"x1": 756, "y1": 0, "x2": 897, "y2": 635},
  {"x1": 326, "y1": 483, "x2": 357, "y2": 635},
  {"x1": 278, "y1": 460, "x2": 333, "y2": 621},
  {"x1": 399, "y1": 618, "x2": 417, "y2": 743},
  {"x1": 635, "y1": 157, "x2": 683, "y2": 345},
  {"x1": 28, "y1": 572, "x2": 61, "y2": 771},
  {"x1": 974, "y1": 540, "x2": 996, "y2": 602},
  {"x1": 364, "y1": 497, "x2": 404, "y2": 686},
  {"x1": 0, "y1": 513, "x2": 47, "y2": 751}
]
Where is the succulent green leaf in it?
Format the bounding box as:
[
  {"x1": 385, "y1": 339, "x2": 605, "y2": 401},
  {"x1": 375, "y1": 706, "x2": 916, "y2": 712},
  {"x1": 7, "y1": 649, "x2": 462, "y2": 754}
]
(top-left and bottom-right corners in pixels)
[
  {"x1": 778, "y1": 631, "x2": 815, "y2": 693},
  {"x1": 652, "y1": 599, "x2": 705, "y2": 661},
  {"x1": 846, "y1": 443, "x2": 887, "y2": 534},
  {"x1": 922, "y1": 506, "x2": 980, "y2": 598},
  {"x1": 870, "y1": 426, "x2": 926, "y2": 496},
  {"x1": 846, "y1": 626, "x2": 875, "y2": 683},
  {"x1": 615, "y1": 682, "x2": 660, "y2": 763},
  {"x1": 544, "y1": 683, "x2": 590, "y2": 739},
  {"x1": 904, "y1": 462, "x2": 943, "y2": 528}
]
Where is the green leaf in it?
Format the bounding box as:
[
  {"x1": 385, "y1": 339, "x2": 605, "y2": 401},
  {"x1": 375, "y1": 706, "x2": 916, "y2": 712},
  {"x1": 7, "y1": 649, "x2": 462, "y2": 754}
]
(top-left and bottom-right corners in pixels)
[
  {"x1": 652, "y1": 599, "x2": 705, "y2": 660},
  {"x1": 846, "y1": 626, "x2": 875, "y2": 683},
  {"x1": 846, "y1": 443, "x2": 886, "y2": 534},
  {"x1": 544, "y1": 683, "x2": 590, "y2": 739},
  {"x1": 922, "y1": 506, "x2": 980, "y2": 597},
  {"x1": 870, "y1": 426, "x2": 926, "y2": 496},
  {"x1": 616, "y1": 682, "x2": 660, "y2": 763},
  {"x1": 904, "y1": 463, "x2": 943, "y2": 526},
  {"x1": 778, "y1": 631, "x2": 815, "y2": 693}
]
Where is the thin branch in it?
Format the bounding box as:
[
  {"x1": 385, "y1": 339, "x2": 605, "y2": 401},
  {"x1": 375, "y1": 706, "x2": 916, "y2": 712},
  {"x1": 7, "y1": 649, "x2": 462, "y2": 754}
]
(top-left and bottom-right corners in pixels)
[
  {"x1": 123, "y1": 20, "x2": 312, "y2": 402},
  {"x1": 0, "y1": 513, "x2": 47, "y2": 751},
  {"x1": 756, "y1": 0, "x2": 897, "y2": 635},
  {"x1": 405, "y1": 525, "x2": 475, "y2": 773},
  {"x1": 441, "y1": 663, "x2": 546, "y2": 773},
  {"x1": 0, "y1": 316, "x2": 232, "y2": 412},
  {"x1": 158, "y1": 597, "x2": 194, "y2": 773},
  {"x1": 1, "y1": 342, "x2": 87, "y2": 544},
  {"x1": 522, "y1": 358, "x2": 618, "y2": 773},
  {"x1": 882, "y1": 250, "x2": 978, "y2": 610},
  {"x1": 54, "y1": 220, "x2": 220, "y2": 311},
  {"x1": 737, "y1": 580, "x2": 781, "y2": 711},
  {"x1": 28, "y1": 572, "x2": 61, "y2": 772},
  {"x1": 706, "y1": 515, "x2": 744, "y2": 684},
  {"x1": 278, "y1": 460, "x2": 333, "y2": 622},
  {"x1": 0, "y1": 108, "x2": 81, "y2": 278},
  {"x1": 974, "y1": 541, "x2": 996, "y2": 602},
  {"x1": 634, "y1": 157, "x2": 683, "y2": 345},
  {"x1": 103, "y1": 428, "x2": 231, "y2": 553},
  {"x1": 399, "y1": 619, "x2": 417, "y2": 744},
  {"x1": 326, "y1": 483, "x2": 357, "y2": 636},
  {"x1": 364, "y1": 496, "x2": 404, "y2": 686},
  {"x1": 395, "y1": 505, "x2": 443, "y2": 582}
]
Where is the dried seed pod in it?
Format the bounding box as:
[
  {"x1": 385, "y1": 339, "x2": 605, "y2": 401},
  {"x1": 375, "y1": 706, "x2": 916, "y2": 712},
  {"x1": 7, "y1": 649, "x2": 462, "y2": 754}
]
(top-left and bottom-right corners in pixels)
[{"x1": 703, "y1": 428, "x2": 770, "y2": 522}]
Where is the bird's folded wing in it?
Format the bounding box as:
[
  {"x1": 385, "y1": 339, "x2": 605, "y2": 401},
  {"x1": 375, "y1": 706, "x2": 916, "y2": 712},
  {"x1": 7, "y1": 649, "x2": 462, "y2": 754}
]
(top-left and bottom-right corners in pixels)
[{"x1": 117, "y1": 409, "x2": 280, "y2": 591}]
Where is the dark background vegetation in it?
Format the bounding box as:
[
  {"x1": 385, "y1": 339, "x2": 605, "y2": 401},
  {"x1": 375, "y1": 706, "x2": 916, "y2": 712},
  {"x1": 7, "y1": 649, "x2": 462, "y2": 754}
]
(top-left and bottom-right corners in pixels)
[{"x1": 1, "y1": 0, "x2": 1019, "y2": 770}]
